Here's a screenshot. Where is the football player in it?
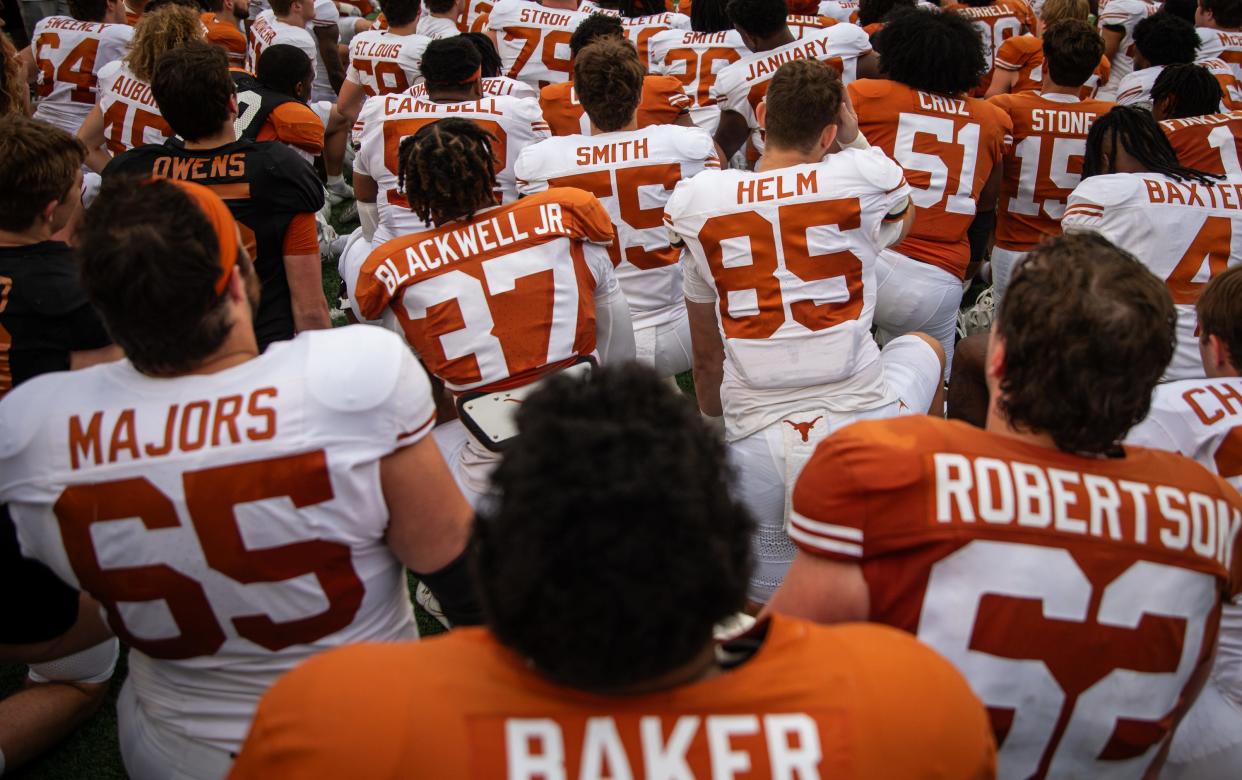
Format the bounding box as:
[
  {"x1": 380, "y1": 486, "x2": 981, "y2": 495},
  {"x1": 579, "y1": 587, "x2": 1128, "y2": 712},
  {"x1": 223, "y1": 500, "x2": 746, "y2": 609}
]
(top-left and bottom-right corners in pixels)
[
  {"x1": 322, "y1": 0, "x2": 430, "y2": 193},
  {"x1": 231, "y1": 363, "x2": 997, "y2": 779},
  {"x1": 1197, "y1": 0, "x2": 1242, "y2": 81},
  {"x1": 944, "y1": 0, "x2": 1037, "y2": 94},
  {"x1": 1095, "y1": 0, "x2": 1158, "y2": 100},
  {"x1": 199, "y1": 0, "x2": 247, "y2": 67},
  {"x1": 770, "y1": 231, "x2": 1242, "y2": 780},
  {"x1": 988, "y1": 20, "x2": 1113, "y2": 304},
  {"x1": 1064, "y1": 105, "x2": 1240, "y2": 381},
  {"x1": 540, "y1": 14, "x2": 692, "y2": 136},
  {"x1": 1127, "y1": 266, "x2": 1242, "y2": 779},
  {"x1": 1116, "y1": 12, "x2": 1240, "y2": 109},
  {"x1": 77, "y1": 4, "x2": 202, "y2": 170},
  {"x1": 1154, "y1": 63, "x2": 1242, "y2": 176},
  {"x1": 579, "y1": 0, "x2": 693, "y2": 63},
  {"x1": 647, "y1": 0, "x2": 750, "y2": 134},
  {"x1": 18, "y1": 0, "x2": 132, "y2": 135},
  {"x1": 353, "y1": 117, "x2": 635, "y2": 506},
  {"x1": 666, "y1": 59, "x2": 943, "y2": 604},
  {"x1": 852, "y1": 7, "x2": 1010, "y2": 376},
  {"x1": 986, "y1": 0, "x2": 1112, "y2": 100},
  {"x1": 103, "y1": 42, "x2": 330, "y2": 348},
  {"x1": 416, "y1": 0, "x2": 465, "y2": 37},
  {"x1": 517, "y1": 37, "x2": 719, "y2": 377},
  {"x1": 350, "y1": 36, "x2": 549, "y2": 248},
  {"x1": 0, "y1": 116, "x2": 120, "y2": 774},
  {"x1": 404, "y1": 32, "x2": 540, "y2": 99},
  {"x1": 233, "y1": 43, "x2": 326, "y2": 162},
  {"x1": 711, "y1": 0, "x2": 876, "y2": 161},
  {"x1": 486, "y1": 0, "x2": 590, "y2": 87},
  {"x1": 0, "y1": 172, "x2": 477, "y2": 779}
]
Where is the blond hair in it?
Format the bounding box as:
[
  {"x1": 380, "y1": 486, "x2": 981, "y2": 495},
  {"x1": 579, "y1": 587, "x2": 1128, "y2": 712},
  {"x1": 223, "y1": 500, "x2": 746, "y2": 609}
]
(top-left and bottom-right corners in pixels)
[
  {"x1": 1041, "y1": 0, "x2": 1090, "y2": 25},
  {"x1": 0, "y1": 35, "x2": 26, "y2": 118},
  {"x1": 124, "y1": 5, "x2": 204, "y2": 82}
]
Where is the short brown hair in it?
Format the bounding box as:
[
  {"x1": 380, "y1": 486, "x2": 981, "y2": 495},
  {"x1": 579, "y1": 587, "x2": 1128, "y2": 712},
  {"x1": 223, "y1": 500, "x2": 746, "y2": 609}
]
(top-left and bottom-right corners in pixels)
[
  {"x1": 78, "y1": 176, "x2": 243, "y2": 375},
  {"x1": 998, "y1": 232, "x2": 1176, "y2": 455},
  {"x1": 1039, "y1": 0, "x2": 1089, "y2": 24},
  {"x1": 1198, "y1": 265, "x2": 1242, "y2": 369},
  {"x1": 573, "y1": 37, "x2": 644, "y2": 133},
  {"x1": 763, "y1": 59, "x2": 842, "y2": 153},
  {"x1": 1042, "y1": 20, "x2": 1104, "y2": 87},
  {"x1": 0, "y1": 117, "x2": 85, "y2": 233},
  {"x1": 152, "y1": 42, "x2": 233, "y2": 141}
]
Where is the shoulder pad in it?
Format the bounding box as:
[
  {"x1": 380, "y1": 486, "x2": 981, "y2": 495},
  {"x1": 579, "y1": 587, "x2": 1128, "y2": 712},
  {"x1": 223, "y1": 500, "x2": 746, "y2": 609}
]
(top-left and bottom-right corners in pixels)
[{"x1": 304, "y1": 325, "x2": 409, "y2": 412}]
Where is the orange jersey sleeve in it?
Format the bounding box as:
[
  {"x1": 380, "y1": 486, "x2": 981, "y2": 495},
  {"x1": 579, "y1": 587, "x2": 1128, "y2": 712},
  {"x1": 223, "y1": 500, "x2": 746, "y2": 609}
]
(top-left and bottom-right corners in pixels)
[
  {"x1": 850, "y1": 79, "x2": 1012, "y2": 278},
  {"x1": 1161, "y1": 112, "x2": 1242, "y2": 176},
  {"x1": 256, "y1": 101, "x2": 326, "y2": 156},
  {"x1": 281, "y1": 211, "x2": 320, "y2": 256},
  {"x1": 539, "y1": 82, "x2": 584, "y2": 136},
  {"x1": 201, "y1": 13, "x2": 247, "y2": 68},
  {"x1": 637, "y1": 74, "x2": 692, "y2": 126},
  {"x1": 232, "y1": 618, "x2": 995, "y2": 779}
]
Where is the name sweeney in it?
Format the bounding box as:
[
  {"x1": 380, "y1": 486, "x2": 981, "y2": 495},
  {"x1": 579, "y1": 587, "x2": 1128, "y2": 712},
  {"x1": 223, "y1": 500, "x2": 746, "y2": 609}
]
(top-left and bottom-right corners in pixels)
[{"x1": 372, "y1": 202, "x2": 567, "y2": 295}]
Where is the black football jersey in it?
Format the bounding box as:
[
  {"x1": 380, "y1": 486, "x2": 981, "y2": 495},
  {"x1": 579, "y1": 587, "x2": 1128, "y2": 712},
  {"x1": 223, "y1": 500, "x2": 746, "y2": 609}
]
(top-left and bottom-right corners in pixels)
[
  {"x1": 104, "y1": 138, "x2": 325, "y2": 348},
  {"x1": 231, "y1": 70, "x2": 301, "y2": 143},
  {"x1": 0, "y1": 241, "x2": 111, "y2": 400}
]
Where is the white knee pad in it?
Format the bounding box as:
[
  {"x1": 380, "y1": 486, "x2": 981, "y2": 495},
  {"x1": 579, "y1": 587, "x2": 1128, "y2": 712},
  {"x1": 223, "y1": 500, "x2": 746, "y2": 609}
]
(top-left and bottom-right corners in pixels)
[{"x1": 27, "y1": 638, "x2": 120, "y2": 685}]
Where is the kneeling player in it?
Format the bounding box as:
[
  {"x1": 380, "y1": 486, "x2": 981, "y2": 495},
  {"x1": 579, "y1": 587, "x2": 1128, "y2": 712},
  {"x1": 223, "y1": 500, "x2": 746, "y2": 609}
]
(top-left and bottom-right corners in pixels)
[
  {"x1": 665, "y1": 59, "x2": 943, "y2": 604},
  {"x1": 354, "y1": 118, "x2": 636, "y2": 507},
  {"x1": 517, "y1": 37, "x2": 720, "y2": 377}
]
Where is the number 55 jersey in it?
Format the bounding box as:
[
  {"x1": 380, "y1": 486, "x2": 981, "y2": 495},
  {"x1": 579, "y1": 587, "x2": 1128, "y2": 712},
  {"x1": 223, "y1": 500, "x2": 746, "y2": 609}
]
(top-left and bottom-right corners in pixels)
[
  {"x1": 789, "y1": 415, "x2": 1242, "y2": 780},
  {"x1": 0, "y1": 326, "x2": 436, "y2": 756}
]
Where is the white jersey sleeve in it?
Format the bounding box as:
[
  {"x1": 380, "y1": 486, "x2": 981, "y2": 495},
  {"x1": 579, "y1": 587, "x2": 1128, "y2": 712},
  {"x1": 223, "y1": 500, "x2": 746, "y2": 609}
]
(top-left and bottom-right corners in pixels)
[
  {"x1": 1126, "y1": 377, "x2": 1242, "y2": 493},
  {"x1": 1114, "y1": 67, "x2": 1157, "y2": 107},
  {"x1": 817, "y1": 0, "x2": 861, "y2": 22},
  {"x1": 0, "y1": 326, "x2": 433, "y2": 755}
]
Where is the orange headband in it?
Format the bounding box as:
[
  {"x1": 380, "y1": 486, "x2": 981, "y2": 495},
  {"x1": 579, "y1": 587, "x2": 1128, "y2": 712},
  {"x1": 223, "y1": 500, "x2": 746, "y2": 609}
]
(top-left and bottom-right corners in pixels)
[{"x1": 162, "y1": 178, "x2": 239, "y2": 296}]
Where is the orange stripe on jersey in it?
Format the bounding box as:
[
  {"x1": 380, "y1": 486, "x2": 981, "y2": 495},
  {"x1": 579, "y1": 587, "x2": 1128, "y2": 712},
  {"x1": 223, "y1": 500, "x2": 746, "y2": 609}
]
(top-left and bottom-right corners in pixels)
[{"x1": 396, "y1": 410, "x2": 436, "y2": 441}]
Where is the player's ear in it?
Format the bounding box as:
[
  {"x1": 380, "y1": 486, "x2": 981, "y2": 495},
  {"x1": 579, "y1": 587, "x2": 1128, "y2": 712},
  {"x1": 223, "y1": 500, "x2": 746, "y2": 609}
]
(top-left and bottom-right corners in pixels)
[
  {"x1": 756, "y1": 99, "x2": 767, "y2": 132},
  {"x1": 819, "y1": 121, "x2": 838, "y2": 152},
  {"x1": 228, "y1": 93, "x2": 240, "y2": 122},
  {"x1": 984, "y1": 326, "x2": 1006, "y2": 386}
]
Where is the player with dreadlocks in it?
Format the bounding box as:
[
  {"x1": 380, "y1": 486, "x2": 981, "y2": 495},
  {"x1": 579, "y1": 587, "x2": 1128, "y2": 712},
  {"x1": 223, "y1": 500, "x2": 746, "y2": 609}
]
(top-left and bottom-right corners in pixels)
[
  {"x1": 1065, "y1": 105, "x2": 1239, "y2": 381},
  {"x1": 1153, "y1": 63, "x2": 1242, "y2": 176},
  {"x1": 353, "y1": 117, "x2": 635, "y2": 508}
]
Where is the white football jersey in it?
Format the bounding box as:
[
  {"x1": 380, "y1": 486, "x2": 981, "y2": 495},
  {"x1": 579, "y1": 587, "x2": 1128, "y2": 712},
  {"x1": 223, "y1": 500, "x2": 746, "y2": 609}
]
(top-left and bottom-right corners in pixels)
[
  {"x1": 1127, "y1": 376, "x2": 1242, "y2": 726},
  {"x1": 95, "y1": 60, "x2": 171, "y2": 155},
  {"x1": 1095, "y1": 0, "x2": 1158, "y2": 99},
  {"x1": 664, "y1": 149, "x2": 912, "y2": 440},
  {"x1": 345, "y1": 29, "x2": 430, "y2": 97},
  {"x1": 406, "y1": 75, "x2": 539, "y2": 100},
  {"x1": 817, "y1": 0, "x2": 860, "y2": 22},
  {"x1": 247, "y1": 10, "x2": 319, "y2": 80},
  {"x1": 515, "y1": 125, "x2": 720, "y2": 330},
  {"x1": 616, "y1": 12, "x2": 692, "y2": 64},
  {"x1": 647, "y1": 28, "x2": 749, "y2": 134},
  {"x1": 486, "y1": 0, "x2": 589, "y2": 87},
  {"x1": 1063, "y1": 172, "x2": 1242, "y2": 381},
  {"x1": 354, "y1": 92, "x2": 551, "y2": 244},
  {"x1": 711, "y1": 23, "x2": 871, "y2": 155},
  {"x1": 0, "y1": 326, "x2": 434, "y2": 754},
  {"x1": 1116, "y1": 61, "x2": 1236, "y2": 111},
  {"x1": 30, "y1": 16, "x2": 132, "y2": 135},
  {"x1": 463, "y1": 0, "x2": 493, "y2": 31},
  {"x1": 1199, "y1": 27, "x2": 1242, "y2": 82},
  {"x1": 415, "y1": 14, "x2": 459, "y2": 38}
]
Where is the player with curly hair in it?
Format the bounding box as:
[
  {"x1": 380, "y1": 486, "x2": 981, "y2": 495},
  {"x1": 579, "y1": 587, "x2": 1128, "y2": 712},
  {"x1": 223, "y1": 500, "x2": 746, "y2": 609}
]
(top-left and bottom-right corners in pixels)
[
  {"x1": 76, "y1": 3, "x2": 202, "y2": 169},
  {"x1": 353, "y1": 116, "x2": 636, "y2": 508}
]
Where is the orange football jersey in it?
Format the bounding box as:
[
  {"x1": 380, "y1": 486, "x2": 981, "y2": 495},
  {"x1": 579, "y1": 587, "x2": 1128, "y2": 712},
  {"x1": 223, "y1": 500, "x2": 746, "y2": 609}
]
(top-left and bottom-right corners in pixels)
[
  {"x1": 789, "y1": 415, "x2": 1242, "y2": 779},
  {"x1": 255, "y1": 101, "x2": 325, "y2": 156},
  {"x1": 354, "y1": 188, "x2": 616, "y2": 394},
  {"x1": 538, "y1": 74, "x2": 692, "y2": 136},
  {"x1": 990, "y1": 91, "x2": 1113, "y2": 250},
  {"x1": 850, "y1": 79, "x2": 1011, "y2": 278},
  {"x1": 1161, "y1": 111, "x2": 1242, "y2": 177},
  {"x1": 947, "y1": 0, "x2": 1037, "y2": 91},
  {"x1": 231, "y1": 617, "x2": 997, "y2": 779},
  {"x1": 993, "y1": 34, "x2": 1112, "y2": 100},
  {"x1": 201, "y1": 12, "x2": 246, "y2": 68}
]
